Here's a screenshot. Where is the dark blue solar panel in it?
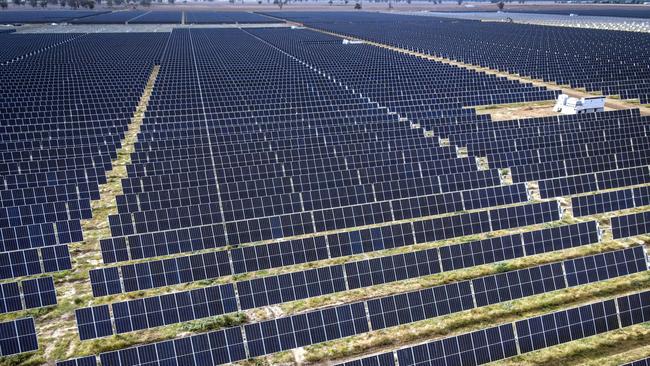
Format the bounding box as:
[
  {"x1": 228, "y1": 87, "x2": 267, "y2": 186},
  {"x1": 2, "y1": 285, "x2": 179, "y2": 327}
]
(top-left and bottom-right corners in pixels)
[
  {"x1": 515, "y1": 299, "x2": 619, "y2": 354},
  {"x1": 612, "y1": 211, "x2": 650, "y2": 239},
  {"x1": 564, "y1": 246, "x2": 647, "y2": 287},
  {"x1": 56, "y1": 355, "x2": 97, "y2": 366},
  {"x1": 396, "y1": 324, "x2": 517, "y2": 366},
  {"x1": 0, "y1": 281, "x2": 22, "y2": 314},
  {"x1": 22, "y1": 276, "x2": 57, "y2": 309},
  {"x1": 0, "y1": 317, "x2": 38, "y2": 356},
  {"x1": 75, "y1": 305, "x2": 113, "y2": 341}
]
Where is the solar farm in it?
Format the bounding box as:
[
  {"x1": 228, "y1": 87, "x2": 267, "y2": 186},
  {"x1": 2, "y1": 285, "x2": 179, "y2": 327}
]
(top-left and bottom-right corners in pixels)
[{"x1": 1, "y1": 5, "x2": 650, "y2": 366}]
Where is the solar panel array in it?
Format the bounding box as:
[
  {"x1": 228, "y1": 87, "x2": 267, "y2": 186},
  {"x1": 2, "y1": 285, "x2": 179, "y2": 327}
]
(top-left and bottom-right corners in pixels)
[
  {"x1": 0, "y1": 31, "x2": 166, "y2": 358},
  {"x1": 269, "y1": 12, "x2": 650, "y2": 104},
  {"x1": 89, "y1": 220, "x2": 599, "y2": 297},
  {"x1": 69, "y1": 10, "x2": 148, "y2": 25},
  {"x1": 127, "y1": 11, "x2": 182, "y2": 24},
  {"x1": 0, "y1": 317, "x2": 38, "y2": 357},
  {"x1": 73, "y1": 267, "x2": 650, "y2": 365},
  {"x1": 184, "y1": 11, "x2": 280, "y2": 24},
  {"x1": 2, "y1": 14, "x2": 650, "y2": 365},
  {"x1": 0, "y1": 10, "x2": 107, "y2": 24},
  {"x1": 341, "y1": 289, "x2": 650, "y2": 366},
  {"x1": 482, "y1": 6, "x2": 650, "y2": 19},
  {"x1": 76, "y1": 245, "x2": 647, "y2": 339},
  {"x1": 0, "y1": 276, "x2": 57, "y2": 314}
]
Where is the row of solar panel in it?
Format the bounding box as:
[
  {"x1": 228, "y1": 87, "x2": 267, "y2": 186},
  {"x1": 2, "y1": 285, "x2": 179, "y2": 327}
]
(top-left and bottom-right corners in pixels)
[
  {"x1": 132, "y1": 132, "x2": 431, "y2": 157},
  {"x1": 488, "y1": 135, "x2": 650, "y2": 170},
  {"x1": 1, "y1": 135, "x2": 122, "y2": 153},
  {"x1": 90, "y1": 220, "x2": 599, "y2": 297},
  {"x1": 108, "y1": 181, "x2": 528, "y2": 237},
  {"x1": 512, "y1": 150, "x2": 650, "y2": 183},
  {"x1": 427, "y1": 109, "x2": 638, "y2": 138},
  {"x1": 573, "y1": 186, "x2": 650, "y2": 217},
  {"x1": 338, "y1": 290, "x2": 649, "y2": 366},
  {"x1": 612, "y1": 210, "x2": 650, "y2": 239},
  {"x1": 0, "y1": 245, "x2": 71, "y2": 281},
  {"x1": 0, "y1": 276, "x2": 56, "y2": 314},
  {"x1": 468, "y1": 126, "x2": 648, "y2": 157},
  {"x1": 0, "y1": 199, "x2": 92, "y2": 228},
  {"x1": 65, "y1": 263, "x2": 650, "y2": 364},
  {"x1": 127, "y1": 143, "x2": 455, "y2": 177},
  {"x1": 116, "y1": 169, "x2": 501, "y2": 215},
  {"x1": 120, "y1": 155, "x2": 478, "y2": 198},
  {"x1": 99, "y1": 200, "x2": 561, "y2": 265},
  {"x1": 1, "y1": 182, "x2": 100, "y2": 208},
  {"x1": 275, "y1": 13, "x2": 650, "y2": 105},
  {"x1": 141, "y1": 109, "x2": 399, "y2": 128},
  {"x1": 77, "y1": 245, "x2": 646, "y2": 341},
  {"x1": 539, "y1": 166, "x2": 650, "y2": 199},
  {"x1": 449, "y1": 115, "x2": 649, "y2": 147},
  {"x1": 2, "y1": 145, "x2": 118, "y2": 164},
  {"x1": 0, "y1": 219, "x2": 82, "y2": 253}
]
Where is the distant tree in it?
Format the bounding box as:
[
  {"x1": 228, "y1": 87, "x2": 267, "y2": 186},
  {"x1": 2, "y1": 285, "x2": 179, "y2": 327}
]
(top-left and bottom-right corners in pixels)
[
  {"x1": 139, "y1": 0, "x2": 150, "y2": 6},
  {"x1": 168, "y1": 0, "x2": 174, "y2": 3},
  {"x1": 80, "y1": 0, "x2": 93, "y2": 8},
  {"x1": 0, "y1": 0, "x2": 8, "y2": 8},
  {"x1": 456, "y1": 0, "x2": 461, "y2": 4},
  {"x1": 497, "y1": 0, "x2": 504, "y2": 9},
  {"x1": 28, "y1": 0, "x2": 37, "y2": 6},
  {"x1": 12, "y1": 0, "x2": 21, "y2": 5},
  {"x1": 59, "y1": 0, "x2": 66, "y2": 6},
  {"x1": 354, "y1": 1, "x2": 360, "y2": 8}
]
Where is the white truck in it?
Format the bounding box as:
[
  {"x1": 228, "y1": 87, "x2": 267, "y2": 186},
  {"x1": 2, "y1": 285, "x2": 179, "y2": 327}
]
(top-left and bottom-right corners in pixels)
[{"x1": 553, "y1": 94, "x2": 605, "y2": 114}]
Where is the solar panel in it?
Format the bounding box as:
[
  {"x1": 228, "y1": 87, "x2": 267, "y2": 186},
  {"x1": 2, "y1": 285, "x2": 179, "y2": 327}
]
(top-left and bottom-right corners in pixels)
[
  {"x1": 515, "y1": 299, "x2": 619, "y2": 353},
  {"x1": 111, "y1": 284, "x2": 237, "y2": 334},
  {"x1": 396, "y1": 324, "x2": 518, "y2": 366},
  {"x1": 99, "y1": 327, "x2": 246, "y2": 366},
  {"x1": 0, "y1": 281, "x2": 22, "y2": 314},
  {"x1": 521, "y1": 221, "x2": 600, "y2": 255},
  {"x1": 89, "y1": 267, "x2": 122, "y2": 297},
  {"x1": 611, "y1": 211, "x2": 650, "y2": 239},
  {"x1": 0, "y1": 318, "x2": 38, "y2": 356},
  {"x1": 438, "y1": 234, "x2": 523, "y2": 271},
  {"x1": 22, "y1": 276, "x2": 57, "y2": 309},
  {"x1": 472, "y1": 263, "x2": 566, "y2": 307},
  {"x1": 244, "y1": 302, "x2": 368, "y2": 357},
  {"x1": 345, "y1": 248, "x2": 440, "y2": 290},
  {"x1": 335, "y1": 352, "x2": 395, "y2": 366},
  {"x1": 56, "y1": 355, "x2": 98, "y2": 366},
  {"x1": 75, "y1": 305, "x2": 113, "y2": 341},
  {"x1": 564, "y1": 246, "x2": 648, "y2": 286},
  {"x1": 367, "y1": 281, "x2": 474, "y2": 330},
  {"x1": 237, "y1": 266, "x2": 346, "y2": 310},
  {"x1": 616, "y1": 290, "x2": 650, "y2": 327},
  {"x1": 343, "y1": 288, "x2": 650, "y2": 366}
]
